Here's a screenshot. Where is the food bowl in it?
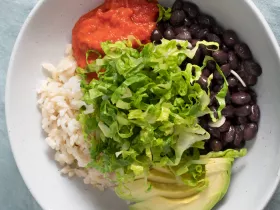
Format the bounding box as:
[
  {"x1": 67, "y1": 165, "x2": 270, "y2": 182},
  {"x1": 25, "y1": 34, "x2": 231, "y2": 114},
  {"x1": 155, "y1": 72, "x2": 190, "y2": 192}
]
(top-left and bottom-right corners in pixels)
[{"x1": 5, "y1": 0, "x2": 280, "y2": 209}]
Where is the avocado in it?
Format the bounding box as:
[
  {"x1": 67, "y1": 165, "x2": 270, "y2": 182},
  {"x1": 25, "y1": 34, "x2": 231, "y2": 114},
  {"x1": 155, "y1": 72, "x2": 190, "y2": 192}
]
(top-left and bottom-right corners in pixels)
[
  {"x1": 116, "y1": 178, "x2": 207, "y2": 202},
  {"x1": 152, "y1": 167, "x2": 172, "y2": 174},
  {"x1": 147, "y1": 169, "x2": 178, "y2": 184},
  {"x1": 128, "y1": 158, "x2": 233, "y2": 210},
  {"x1": 115, "y1": 179, "x2": 157, "y2": 202},
  {"x1": 151, "y1": 181, "x2": 207, "y2": 199},
  {"x1": 176, "y1": 159, "x2": 232, "y2": 210},
  {"x1": 129, "y1": 194, "x2": 200, "y2": 210},
  {"x1": 134, "y1": 168, "x2": 177, "y2": 184}
]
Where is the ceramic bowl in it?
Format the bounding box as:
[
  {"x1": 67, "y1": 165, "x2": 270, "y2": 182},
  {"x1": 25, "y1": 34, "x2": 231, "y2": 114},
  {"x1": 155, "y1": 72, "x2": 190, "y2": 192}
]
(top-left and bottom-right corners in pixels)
[{"x1": 6, "y1": 0, "x2": 280, "y2": 209}]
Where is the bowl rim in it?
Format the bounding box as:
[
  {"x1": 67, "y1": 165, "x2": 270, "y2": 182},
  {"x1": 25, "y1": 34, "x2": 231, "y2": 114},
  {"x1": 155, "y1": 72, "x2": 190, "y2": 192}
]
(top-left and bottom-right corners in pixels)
[{"x1": 5, "y1": 0, "x2": 280, "y2": 209}]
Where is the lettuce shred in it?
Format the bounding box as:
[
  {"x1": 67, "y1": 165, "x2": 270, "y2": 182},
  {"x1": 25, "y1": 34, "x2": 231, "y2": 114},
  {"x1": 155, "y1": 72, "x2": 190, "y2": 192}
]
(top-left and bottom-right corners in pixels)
[
  {"x1": 77, "y1": 38, "x2": 231, "y2": 185},
  {"x1": 157, "y1": 4, "x2": 172, "y2": 22}
]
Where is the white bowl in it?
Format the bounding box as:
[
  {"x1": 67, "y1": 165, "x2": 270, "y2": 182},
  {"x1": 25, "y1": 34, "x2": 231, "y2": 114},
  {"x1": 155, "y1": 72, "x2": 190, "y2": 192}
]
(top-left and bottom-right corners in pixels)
[{"x1": 5, "y1": 0, "x2": 280, "y2": 209}]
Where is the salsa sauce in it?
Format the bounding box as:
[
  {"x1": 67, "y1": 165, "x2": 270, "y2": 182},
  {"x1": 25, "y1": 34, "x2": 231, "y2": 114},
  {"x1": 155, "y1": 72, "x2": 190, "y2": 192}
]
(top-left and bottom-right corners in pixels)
[{"x1": 72, "y1": 0, "x2": 159, "y2": 72}]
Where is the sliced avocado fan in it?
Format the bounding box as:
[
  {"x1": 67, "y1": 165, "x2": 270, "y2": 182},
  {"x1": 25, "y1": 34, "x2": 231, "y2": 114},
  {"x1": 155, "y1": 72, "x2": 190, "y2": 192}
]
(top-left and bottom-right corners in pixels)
[{"x1": 117, "y1": 158, "x2": 233, "y2": 210}]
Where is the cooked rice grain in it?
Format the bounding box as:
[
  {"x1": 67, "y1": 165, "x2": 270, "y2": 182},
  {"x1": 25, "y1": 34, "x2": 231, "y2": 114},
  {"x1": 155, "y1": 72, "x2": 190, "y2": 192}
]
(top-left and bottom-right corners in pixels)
[{"x1": 37, "y1": 45, "x2": 113, "y2": 190}]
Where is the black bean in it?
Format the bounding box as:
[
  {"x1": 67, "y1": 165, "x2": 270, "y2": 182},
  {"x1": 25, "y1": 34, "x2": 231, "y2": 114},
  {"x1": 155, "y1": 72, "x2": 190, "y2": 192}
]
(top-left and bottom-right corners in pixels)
[
  {"x1": 233, "y1": 126, "x2": 244, "y2": 147},
  {"x1": 202, "y1": 68, "x2": 211, "y2": 77},
  {"x1": 202, "y1": 142, "x2": 210, "y2": 151},
  {"x1": 189, "y1": 24, "x2": 201, "y2": 37},
  {"x1": 209, "y1": 92, "x2": 217, "y2": 106},
  {"x1": 214, "y1": 70, "x2": 223, "y2": 80},
  {"x1": 157, "y1": 22, "x2": 165, "y2": 33},
  {"x1": 198, "y1": 75, "x2": 208, "y2": 90},
  {"x1": 221, "y1": 64, "x2": 231, "y2": 77},
  {"x1": 164, "y1": 28, "x2": 176, "y2": 40},
  {"x1": 236, "y1": 84, "x2": 248, "y2": 92},
  {"x1": 223, "y1": 125, "x2": 236, "y2": 143},
  {"x1": 234, "y1": 105, "x2": 251, "y2": 117},
  {"x1": 244, "y1": 123, "x2": 258, "y2": 141},
  {"x1": 234, "y1": 84, "x2": 248, "y2": 93},
  {"x1": 236, "y1": 116, "x2": 248, "y2": 125},
  {"x1": 199, "y1": 117, "x2": 209, "y2": 130},
  {"x1": 234, "y1": 140, "x2": 246, "y2": 149},
  {"x1": 219, "y1": 120, "x2": 231, "y2": 132},
  {"x1": 221, "y1": 44, "x2": 229, "y2": 53},
  {"x1": 206, "y1": 60, "x2": 216, "y2": 72},
  {"x1": 184, "y1": 17, "x2": 192, "y2": 27},
  {"x1": 237, "y1": 62, "x2": 245, "y2": 74},
  {"x1": 206, "y1": 33, "x2": 221, "y2": 45},
  {"x1": 151, "y1": 29, "x2": 163, "y2": 42},
  {"x1": 208, "y1": 127, "x2": 220, "y2": 139},
  {"x1": 191, "y1": 47, "x2": 202, "y2": 65},
  {"x1": 212, "y1": 51, "x2": 228, "y2": 65},
  {"x1": 210, "y1": 140, "x2": 223, "y2": 152},
  {"x1": 210, "y1": 106, "x2": 219, "y2": 119},
  {"x1": 192, "y1": 19, "x2": 198, "y2": 24},
  {"x1": 200, "y1": 45, "x2": 212, "y2": 57},
  {"x1": 163, "y1": 21, "x2": 172, "y2": 30},
  {"x1": 191, "y1": 39, "x2": 199, "y2": 47},
  {"x1": 248, "y1": 89, "x2": 258, "y2": 103},
  {"x1": 231, "y1": 92, "x2": 251, "y2": 105},
  {"x1": 213, "y1": 84, "x2": 222, "y2": 93},
  {"x1": 234, "y1": 43, "x2": 252, "y2": 60},
  {"x1": 223, "y1": 30, "x2": 239, "y2": 47},
  {"x1": 183, "y1": 2, "x2": 199, "y2": 19},
  {"x1": 228, "y1": 76, "x2": 238, "y2": 88},
  {"x1": 236, "y1": 66, "x2": 249, "y2": 82},
  {"x1": 243, "y1": 60, "x2": 262, "y2": 76},
  {"x1": 172, "y1": 0, "x2": 183, "y2": 11},
  {"x1": 216, "y1": 79, "x2": 224, "y2": 86},
  {"x1": 176, "y1": 31, "x2": 192, "y2": 41},
  {"x1": 196, "y1": 28, "x2": 209, "y2": 39},
  {"x1": 249, "y1": 104, "x2": 260, "y2": 122},
  {"x1": 222, "y1": 138, "x2": 230, "y2": 148},
  {"x1": 173, "y1": 26, "x2": 188, "y2": 35},
  {"x1": 228, "y1": 51, "x2": 239, "y2": 70},
  {"x1": 180, "y1": 58, "x2": 188, "y2": 70},
  {"x1": 222, "y1": 105, "x2": 234, "y2": 117},
  {"x1": 246, "y1": 75, "x2": 258, "y2": 86},
  {"x1": 198, "y1": 15, "x2": 215, "y2": 28},
  {"x1": 226, "y1": 91, "x2": 231, "y2": 104},
  {"x1": 170, "y1": 10, "x2": 186, "y2": 26},
  {"x1": 211, "y1": 25, "x2": 224, "y2": 36}
]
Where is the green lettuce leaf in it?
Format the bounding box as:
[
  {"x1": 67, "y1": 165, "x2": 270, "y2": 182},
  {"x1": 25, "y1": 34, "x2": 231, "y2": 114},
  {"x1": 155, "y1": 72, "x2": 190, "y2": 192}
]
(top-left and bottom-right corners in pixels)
[
  {"x1": 77, "y1": 38, "x2": 231, "y2": 186},
  {"x1": 201, "y1": 56, "x2": 229, "y2": 122},
  {"x1": 173, "y1": 125, "x2": 210, "y2": 165},
  {"x1": 157, "y1": 4, "x2": 171, "y2": 22},
  {"x1": 205, "y1": 149, "x2": 247, "y2": 159}
]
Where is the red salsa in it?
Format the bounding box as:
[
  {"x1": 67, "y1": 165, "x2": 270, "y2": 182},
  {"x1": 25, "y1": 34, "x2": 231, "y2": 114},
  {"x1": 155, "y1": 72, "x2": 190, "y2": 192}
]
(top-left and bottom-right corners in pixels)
[{"x1": 72, "y1": 0, "x2": 159, "y2": 74}]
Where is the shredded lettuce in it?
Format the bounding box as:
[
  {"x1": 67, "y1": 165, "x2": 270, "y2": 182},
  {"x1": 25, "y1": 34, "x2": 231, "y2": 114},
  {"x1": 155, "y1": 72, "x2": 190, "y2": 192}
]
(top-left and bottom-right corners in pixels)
[
  {"x1": 78, "y1": 38, "x2": 230, "y2": 185},
  {"x1": 205, "y1": 148, "x2": 247, "y2": 159},
  {"x1": 157, "y1": 4, "x2": 172, "y2": 22},
  {"x1": 201, "y1": 56, "x2": 228, "y2": 122}
]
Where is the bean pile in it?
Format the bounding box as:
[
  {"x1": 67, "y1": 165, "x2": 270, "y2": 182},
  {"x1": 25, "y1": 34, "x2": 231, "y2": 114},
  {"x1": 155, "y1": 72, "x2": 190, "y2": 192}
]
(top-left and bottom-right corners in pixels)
[{"x1": 151, "y1": 0, "x2": 262, "y2": 152}]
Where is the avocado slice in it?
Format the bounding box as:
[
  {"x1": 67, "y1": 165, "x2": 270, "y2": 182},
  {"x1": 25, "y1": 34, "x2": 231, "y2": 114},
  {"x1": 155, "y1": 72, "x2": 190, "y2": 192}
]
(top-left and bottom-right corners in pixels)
[
  {"x1": 115, "y1": 179, "x2": 157, "y2": 202},
  {"x1": 135, "y1": 168, "x2": 177, "y2": 184},
  {"x1": 152, "y1": 167, "x2": 173, "y2": 175},
  {"x1": 116, "y1": 178, "x2": 207, "y2": 202},
  {"x1": 147, "y1": 169, "x2": 178, "y2": 184},
  {"x1": 176, "y1": 160, "x2": 232, "y2": 210},
  {"x1": 151, "y1": 181, "x2": 207, "y2": 199},
  {"x1": 129, "y1": 194, "x2": 200, "y2": 210},
  {"x1": 129, "y1": 158, "x2": 233, "y2": 210}
]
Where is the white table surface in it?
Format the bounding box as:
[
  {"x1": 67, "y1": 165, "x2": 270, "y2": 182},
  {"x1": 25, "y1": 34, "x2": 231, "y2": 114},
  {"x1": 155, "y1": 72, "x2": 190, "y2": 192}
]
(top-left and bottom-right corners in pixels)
[{"x1": 0, "y1": 0, "x2": 279, "y2": 209}]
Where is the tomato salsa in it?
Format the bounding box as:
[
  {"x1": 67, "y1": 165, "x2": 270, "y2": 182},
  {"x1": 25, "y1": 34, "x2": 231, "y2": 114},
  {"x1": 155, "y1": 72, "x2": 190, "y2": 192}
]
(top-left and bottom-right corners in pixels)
[{"x1": 72, "y1": 0, "x2": 159, "y2": 69}]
